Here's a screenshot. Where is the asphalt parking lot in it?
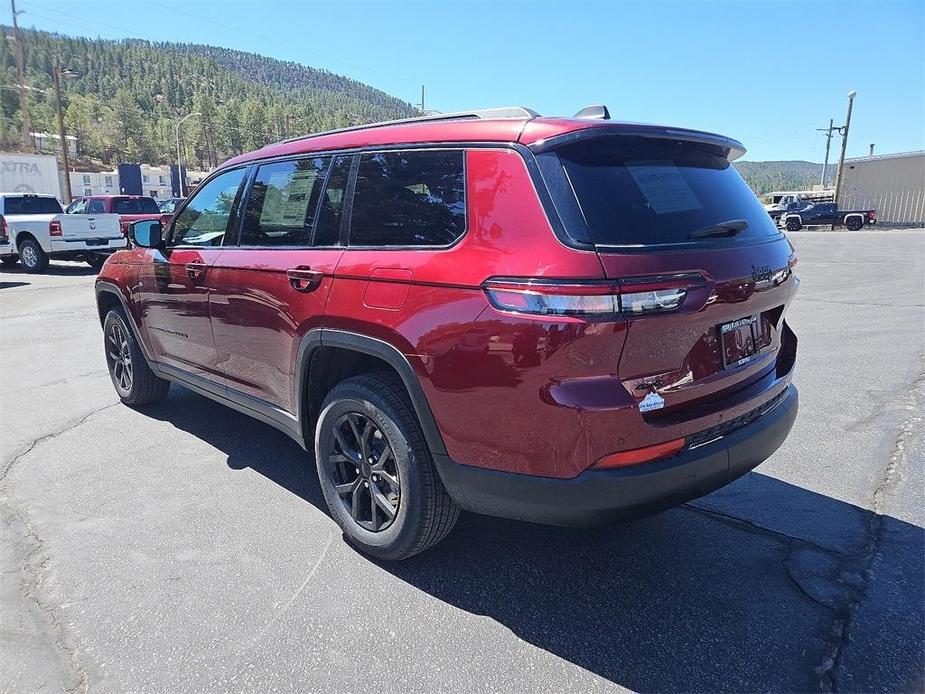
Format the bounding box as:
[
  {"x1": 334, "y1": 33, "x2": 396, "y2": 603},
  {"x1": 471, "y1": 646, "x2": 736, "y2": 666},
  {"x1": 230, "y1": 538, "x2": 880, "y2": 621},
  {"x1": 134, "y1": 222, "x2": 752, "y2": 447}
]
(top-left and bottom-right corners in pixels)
[{"x1": 1, "y1": 231, "x2": 923, "y2": 694}]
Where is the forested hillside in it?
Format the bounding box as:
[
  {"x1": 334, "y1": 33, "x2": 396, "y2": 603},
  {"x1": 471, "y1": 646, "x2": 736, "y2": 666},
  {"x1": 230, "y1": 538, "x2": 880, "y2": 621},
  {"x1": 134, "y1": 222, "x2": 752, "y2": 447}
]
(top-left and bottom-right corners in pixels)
[
  {"x1": 734, "y1": 160, "x2": 835, "y2": 195},
  {"x1": 0, "y1": 27, "x2": 417, "y2": 168}
]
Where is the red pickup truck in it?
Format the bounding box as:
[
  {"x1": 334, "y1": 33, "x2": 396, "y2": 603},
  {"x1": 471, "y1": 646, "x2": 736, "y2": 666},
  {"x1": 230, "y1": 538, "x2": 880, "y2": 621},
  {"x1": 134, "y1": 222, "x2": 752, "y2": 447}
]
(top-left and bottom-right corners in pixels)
[{"x1": 67, "y1": 195, "x2": 171, "y2": 236}]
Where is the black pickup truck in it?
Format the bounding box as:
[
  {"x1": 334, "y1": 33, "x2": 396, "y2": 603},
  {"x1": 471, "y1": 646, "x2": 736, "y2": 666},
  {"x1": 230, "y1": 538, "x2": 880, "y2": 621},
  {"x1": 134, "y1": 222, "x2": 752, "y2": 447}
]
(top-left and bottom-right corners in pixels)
[{"x1": 780, "y1": 202, "x2": 877, "y2": 231}]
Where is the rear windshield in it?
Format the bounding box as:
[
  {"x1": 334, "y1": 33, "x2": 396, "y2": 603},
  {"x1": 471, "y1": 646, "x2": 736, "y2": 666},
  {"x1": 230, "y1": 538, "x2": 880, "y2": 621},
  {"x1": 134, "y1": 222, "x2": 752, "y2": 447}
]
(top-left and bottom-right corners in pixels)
[
  {"x1": 556, "y1": 137, "x2": 779, "y2": 246},
  {"x1": 114, "y1": 197, "x2": 160, "y2": 214},
  {"x1": 3, "y1": 196, "x2": 63, "y2": 215}
]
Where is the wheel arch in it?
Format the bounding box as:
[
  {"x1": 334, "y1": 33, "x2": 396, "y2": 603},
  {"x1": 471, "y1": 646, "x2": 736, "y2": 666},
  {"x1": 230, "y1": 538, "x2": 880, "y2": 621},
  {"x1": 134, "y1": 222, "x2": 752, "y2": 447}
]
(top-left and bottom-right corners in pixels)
[
  {"x1": 95, "y1": 281, "x2": 155, "y2": 368},
  {"x1": 296, "y1": 329, "x2": 448, "y2": 458}
]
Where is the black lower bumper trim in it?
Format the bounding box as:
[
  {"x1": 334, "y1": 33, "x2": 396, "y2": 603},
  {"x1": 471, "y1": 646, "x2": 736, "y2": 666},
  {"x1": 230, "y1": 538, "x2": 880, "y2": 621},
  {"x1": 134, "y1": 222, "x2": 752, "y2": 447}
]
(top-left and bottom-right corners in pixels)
[{"x1": 434, "y1": 384, "x2": 798, "y2": 527}]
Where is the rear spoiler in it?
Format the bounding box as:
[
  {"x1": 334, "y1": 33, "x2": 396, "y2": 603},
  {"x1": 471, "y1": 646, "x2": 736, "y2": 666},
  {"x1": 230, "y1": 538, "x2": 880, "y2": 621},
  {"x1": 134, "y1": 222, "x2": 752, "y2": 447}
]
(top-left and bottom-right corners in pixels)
[{"x1": 528, "y1": 124, "x2": 747, "y2": 161}]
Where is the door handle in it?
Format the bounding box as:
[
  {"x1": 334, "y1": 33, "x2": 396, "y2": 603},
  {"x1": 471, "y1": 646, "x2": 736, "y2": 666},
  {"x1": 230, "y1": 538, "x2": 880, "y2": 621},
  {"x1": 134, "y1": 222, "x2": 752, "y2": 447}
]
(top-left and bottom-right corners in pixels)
[
  {"x1": 287, "y1": 267, "x2": 324, "y2": 292},
  {"x1": 186, "y1": 261, "x2": 206, "y2": 281}
]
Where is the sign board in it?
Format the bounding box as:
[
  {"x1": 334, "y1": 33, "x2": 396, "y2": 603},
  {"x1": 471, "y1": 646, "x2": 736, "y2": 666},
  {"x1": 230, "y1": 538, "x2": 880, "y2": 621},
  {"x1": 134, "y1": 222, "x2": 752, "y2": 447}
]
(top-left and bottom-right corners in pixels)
[{"x1": 0, "y1": 152, "x2": 62, "y2": 198}]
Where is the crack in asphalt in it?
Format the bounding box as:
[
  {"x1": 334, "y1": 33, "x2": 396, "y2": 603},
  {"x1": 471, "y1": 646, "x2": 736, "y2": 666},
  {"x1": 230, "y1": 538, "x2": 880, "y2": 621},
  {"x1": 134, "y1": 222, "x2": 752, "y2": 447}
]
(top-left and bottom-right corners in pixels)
[
  {"x1": 687, "y1": 367, "x2": 924, "y2": 692},
  {"x1": 1, "y1": 401, "x2": 119, "y2": 694},
  {"x1": 823, "y1": 368, "x2": 925, "y2": 691}
]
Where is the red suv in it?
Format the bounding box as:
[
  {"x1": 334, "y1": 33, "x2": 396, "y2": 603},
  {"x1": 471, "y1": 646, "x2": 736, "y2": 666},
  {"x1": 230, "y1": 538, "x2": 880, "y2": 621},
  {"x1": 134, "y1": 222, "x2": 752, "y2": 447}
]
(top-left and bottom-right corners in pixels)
[{"x1": 95, "y1": 106, "x2": 799, "y2": 560}]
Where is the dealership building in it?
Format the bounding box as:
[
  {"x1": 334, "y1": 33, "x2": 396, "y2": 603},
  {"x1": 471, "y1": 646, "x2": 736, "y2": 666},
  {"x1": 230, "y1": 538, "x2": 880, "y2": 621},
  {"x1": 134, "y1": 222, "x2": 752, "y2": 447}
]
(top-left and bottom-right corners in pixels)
[{"x1": 839, "y1": 150, "x2": 925, "y2": 226}]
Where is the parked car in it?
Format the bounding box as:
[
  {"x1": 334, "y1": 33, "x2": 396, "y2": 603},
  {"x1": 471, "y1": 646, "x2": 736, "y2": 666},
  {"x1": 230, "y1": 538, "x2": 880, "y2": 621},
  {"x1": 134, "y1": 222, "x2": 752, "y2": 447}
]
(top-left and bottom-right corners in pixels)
[
  {"x1": 68, "y1": 194, "x2": 172, "y2": 237},
  {"x1": 1, "y1": 193, "x2": 123, "y2": 272},
  {"x1": 157, "y1": 197, "x2": 185, "y2": 214},
  {"x1": 781, "y1": 202, "x2": 876, "y2": 231},
  {"x1": 96, "y1": 106, "x2": 799, "y2": 560}
]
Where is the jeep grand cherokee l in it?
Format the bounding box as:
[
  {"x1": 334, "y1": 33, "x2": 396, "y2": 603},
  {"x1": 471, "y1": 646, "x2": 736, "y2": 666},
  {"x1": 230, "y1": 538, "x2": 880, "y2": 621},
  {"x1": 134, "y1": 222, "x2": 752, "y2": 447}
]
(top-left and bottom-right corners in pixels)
[{"x1": 95, "y1": 105, "x2": 799, "y2": 560}]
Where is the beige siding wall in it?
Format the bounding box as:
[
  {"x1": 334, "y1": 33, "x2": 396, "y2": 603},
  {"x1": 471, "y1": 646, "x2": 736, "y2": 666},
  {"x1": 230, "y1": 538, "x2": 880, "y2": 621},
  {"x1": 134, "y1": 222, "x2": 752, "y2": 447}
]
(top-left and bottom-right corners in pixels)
[{"x1": 839, "y1": 152, "x2": 925, "y2": 226}]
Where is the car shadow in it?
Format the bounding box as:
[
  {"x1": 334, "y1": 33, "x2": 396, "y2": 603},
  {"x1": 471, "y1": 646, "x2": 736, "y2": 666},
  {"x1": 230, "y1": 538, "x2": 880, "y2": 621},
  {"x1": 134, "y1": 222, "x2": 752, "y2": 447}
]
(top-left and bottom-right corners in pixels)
[
  {"x1": 141, "y1": 386, "x2": 924, "y2": 692},
  {"x1": 0, "y1": 263, "x2": 97, "y2": 277},
  {"x1": 0, "y1": 281, "x2": 30, "y2": 289}
]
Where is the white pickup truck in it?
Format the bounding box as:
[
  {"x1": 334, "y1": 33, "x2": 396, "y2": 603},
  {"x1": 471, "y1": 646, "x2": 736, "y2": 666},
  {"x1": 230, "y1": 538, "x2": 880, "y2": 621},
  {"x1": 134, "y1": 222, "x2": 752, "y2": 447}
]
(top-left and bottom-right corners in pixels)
[{"x1": 0, "y1": 193, "x2": 124, "y2": 273}]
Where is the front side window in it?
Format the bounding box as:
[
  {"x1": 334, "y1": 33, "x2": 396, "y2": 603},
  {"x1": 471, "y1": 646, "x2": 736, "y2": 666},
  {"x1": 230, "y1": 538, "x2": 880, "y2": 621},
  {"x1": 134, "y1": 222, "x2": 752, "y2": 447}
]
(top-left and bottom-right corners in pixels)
[
  {"x1": 349, "y1": 150, "x2": 466, "y2": 247},
  {"x1": 240, "y1": 157, "x2": 329, "y2": 247},
  {"x1": 170, "y1": 168, "x2": 247, "y2": 247},
  {"x1": 67, "y1": 198, "x2": 87, "y2": 214}
]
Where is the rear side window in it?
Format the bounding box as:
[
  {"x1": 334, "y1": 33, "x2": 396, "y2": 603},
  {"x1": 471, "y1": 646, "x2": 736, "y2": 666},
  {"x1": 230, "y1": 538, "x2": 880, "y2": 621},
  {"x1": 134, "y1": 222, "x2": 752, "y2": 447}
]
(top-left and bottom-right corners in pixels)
[
  {"x1": 349, "y1": 150, "x2": 465, "y2": 247},
  {"x1": 114, "y1": 197, "x2": 160, "y2": 214},
  {"x1": 241, "y1": 157, "x2": 330, "y2": 247},
  {"x1": 87, "y1": 199, "x2": 106, "y2": 214},
  {"x1": 556, "y1": 137, "x2": 780, "y2": 246},
  {"x1": 3, "y1": 196, "x2": 63, "y2": 215},
  {"x1": 313, "y1": 155, "x2": 351, "y2": 247}
]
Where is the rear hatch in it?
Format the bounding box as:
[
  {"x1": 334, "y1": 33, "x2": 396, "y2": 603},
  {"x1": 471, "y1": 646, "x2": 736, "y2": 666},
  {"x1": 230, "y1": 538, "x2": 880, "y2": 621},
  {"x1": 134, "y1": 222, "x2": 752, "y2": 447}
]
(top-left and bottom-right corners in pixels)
[{"x1": 550, "y1": 133, "x2": 798, "y2": 419}]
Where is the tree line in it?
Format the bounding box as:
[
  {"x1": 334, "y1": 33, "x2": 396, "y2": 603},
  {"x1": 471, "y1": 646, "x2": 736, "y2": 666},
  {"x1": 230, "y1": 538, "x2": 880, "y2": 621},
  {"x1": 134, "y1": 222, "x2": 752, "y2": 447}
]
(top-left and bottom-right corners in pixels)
[{"x1": 0, "y1": 26, "x2": 417, "y2": 169}]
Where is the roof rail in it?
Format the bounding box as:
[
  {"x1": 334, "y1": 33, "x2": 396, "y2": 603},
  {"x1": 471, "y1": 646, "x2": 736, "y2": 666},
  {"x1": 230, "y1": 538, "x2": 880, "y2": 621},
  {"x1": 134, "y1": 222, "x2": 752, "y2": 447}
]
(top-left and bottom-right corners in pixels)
[{"x1": 279, "y1": 106, "x2": 540, "y2": 146}]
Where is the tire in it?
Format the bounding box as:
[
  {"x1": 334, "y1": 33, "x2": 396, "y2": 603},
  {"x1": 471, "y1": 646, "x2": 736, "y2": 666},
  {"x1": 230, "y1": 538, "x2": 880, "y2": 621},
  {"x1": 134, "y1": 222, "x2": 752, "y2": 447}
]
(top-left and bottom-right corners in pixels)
[
  {"x1": 103, "y1": 308, "x2": 170, "y2": 406},
  {"x1": 86, "y1": 254, "x2": 107, "y2": 272},
  {"x1": 315, "y1": 372, "x2": 459, "y2": 561},
  {"x1": 17, "y1": 238, "x2": 48, "y2": 273},
  {"x1": 785, "y1": 218, "x2": 802, "y2": 232},
  {"x1": 845, "y1": 217, "x2": 863, "y2": 231},
  {"x1": 0, "y1": 255, "x2": 18, "y2": 266}
]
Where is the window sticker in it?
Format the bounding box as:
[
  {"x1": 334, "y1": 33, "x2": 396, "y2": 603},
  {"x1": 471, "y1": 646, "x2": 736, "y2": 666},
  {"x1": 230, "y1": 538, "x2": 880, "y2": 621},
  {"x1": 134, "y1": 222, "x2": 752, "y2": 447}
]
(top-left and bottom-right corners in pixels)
[
  {"x1": 259, "y1": 169, "x2": 320, "y2": 228},
  {"x1": 626, "y1": 160, "x2": 702, "y2": 215}
]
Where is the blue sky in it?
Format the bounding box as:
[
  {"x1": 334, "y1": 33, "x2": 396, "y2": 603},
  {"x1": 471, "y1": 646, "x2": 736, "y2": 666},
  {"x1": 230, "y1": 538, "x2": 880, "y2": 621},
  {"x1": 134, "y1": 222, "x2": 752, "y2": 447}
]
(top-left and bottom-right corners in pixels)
[{"x1": 12, "y1": 0, "x2": 925, "y2": 161}]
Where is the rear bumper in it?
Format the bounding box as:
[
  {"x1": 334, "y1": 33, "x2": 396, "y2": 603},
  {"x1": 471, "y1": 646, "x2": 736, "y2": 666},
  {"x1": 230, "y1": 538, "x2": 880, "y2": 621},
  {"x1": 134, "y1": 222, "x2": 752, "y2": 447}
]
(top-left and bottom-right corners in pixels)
[
  {"x1": 48, "y1": 238, "x2": 125, "y2": 255},
  {"x1": 434, "y1": 384, "x2": 798, "y2": 526}
]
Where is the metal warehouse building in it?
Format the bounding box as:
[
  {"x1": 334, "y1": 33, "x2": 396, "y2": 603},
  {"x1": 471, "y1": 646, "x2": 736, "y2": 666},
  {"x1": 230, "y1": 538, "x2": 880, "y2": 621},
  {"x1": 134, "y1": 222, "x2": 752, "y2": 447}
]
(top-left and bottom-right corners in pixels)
[{"x1": 839, "y1": 150, "x2": 925, "y2": 226}]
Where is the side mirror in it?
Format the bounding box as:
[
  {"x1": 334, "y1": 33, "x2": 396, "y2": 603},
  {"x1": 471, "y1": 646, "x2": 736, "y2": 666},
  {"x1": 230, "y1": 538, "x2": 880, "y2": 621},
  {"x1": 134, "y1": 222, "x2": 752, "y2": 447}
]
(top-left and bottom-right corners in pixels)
[{"x1": 131, "y1": 220, "x2": 163, "y2": 248}]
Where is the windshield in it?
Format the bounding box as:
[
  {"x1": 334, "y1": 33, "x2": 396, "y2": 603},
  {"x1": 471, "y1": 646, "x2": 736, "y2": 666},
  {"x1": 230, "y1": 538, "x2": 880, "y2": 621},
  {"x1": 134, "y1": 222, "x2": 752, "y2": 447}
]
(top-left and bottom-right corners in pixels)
[
  {"x1": 4, "y1": 196, "x2": 63, "y2": 215},
  {"x1": 556, "y1": 137, "x2": 780, "y2": 246},
  {"x1": 114, "y1": 197, "x2": 160, "y2": 214}
]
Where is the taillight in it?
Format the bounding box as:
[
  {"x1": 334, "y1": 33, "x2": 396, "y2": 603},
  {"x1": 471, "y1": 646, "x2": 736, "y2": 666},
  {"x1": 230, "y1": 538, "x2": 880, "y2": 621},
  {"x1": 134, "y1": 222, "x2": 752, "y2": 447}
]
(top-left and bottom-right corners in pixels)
[
  {"x1": 49, "y1": 219, "x2": 63, "y2": 237},
  {"x1": 120, "y1": 220, "x2": 130, "y2": 236},
  {"x1": 870, "y1": 210, "x2": 877, "y2": 221},
  {"x1": 160, "y1": 214, "x2": 172, "y2": 228},
  {"x1": 591, "y1": 438, "x2": 687, "y2": 469},
  {"x1": 483, "y1": 274, "x2": 705, "y2": 318},
  {"x1": 0, "y1": 215, "x2": 8, "y2": 243}
]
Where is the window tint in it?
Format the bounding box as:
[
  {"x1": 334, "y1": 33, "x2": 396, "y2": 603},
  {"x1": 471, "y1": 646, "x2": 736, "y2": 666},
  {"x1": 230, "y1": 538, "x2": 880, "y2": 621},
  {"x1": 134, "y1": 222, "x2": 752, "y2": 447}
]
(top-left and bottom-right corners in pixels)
[
  {"x1": 86, "y1": 199, "x2": 106, "y2": 214},
  {"x1": 114, "y1": 197, "x2": 160, "y2": 214},
  {"x1": 170, "y1": 168, "x2": 246, "y2": 247},
  {"x1": 240, "y1": 157, "x2": 329, "y2": 247},
  {"x1": 557, "y1": 137, "x2": 780, "y2": 246},
  {"x1": 3, "y1": 196, "x2": 63, "y2": 215},
  {"x1": 349, "y1": 150, "x2": 465, "y2": 247},
  {"x1": 313, "y1": 155, "x2": 351, "y2": 247}
]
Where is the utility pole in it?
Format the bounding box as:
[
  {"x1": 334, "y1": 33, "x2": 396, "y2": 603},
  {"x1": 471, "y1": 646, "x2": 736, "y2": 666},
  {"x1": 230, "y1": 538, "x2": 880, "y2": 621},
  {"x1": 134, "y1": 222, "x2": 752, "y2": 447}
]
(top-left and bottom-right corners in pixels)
[
  {"x1": 175, "y1": 111, "x2": 200, "y2": 197},
  {"x1": 832, "y1": 90, "x2": 857, "y2": 230},
  {"x1": 419, "y1": 85, "x2": 425, "y2": 114},
  {"x1": 817, "y1": 118, "x2": 835, "y2": 188},
  {"x1": 11, "y1": 0, "x2": 33, "y2": 151},
  {"x1": 52, "y1": 66, "x2": 75, "y2": 204},
  {"x1": 869, "y1": 143, "x2": 875, "y2": 156}
]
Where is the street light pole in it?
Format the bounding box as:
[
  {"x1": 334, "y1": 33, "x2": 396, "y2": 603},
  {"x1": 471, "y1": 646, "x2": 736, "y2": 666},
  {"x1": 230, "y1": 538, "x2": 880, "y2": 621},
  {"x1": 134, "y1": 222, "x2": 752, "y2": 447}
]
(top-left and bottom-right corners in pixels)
[
  {"x1": 175, "y1": 111, "x2": 201, "y2": 197},
  {"x1": 832, "y1": 90, "x2": 857, "y2": 230}
]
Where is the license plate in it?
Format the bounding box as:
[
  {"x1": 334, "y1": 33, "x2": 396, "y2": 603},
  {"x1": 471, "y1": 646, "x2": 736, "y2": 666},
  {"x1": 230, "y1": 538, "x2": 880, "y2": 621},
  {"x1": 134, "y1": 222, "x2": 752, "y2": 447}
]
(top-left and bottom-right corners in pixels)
[
  {"x1": 85, "y1": 239, "x2": 106, "y2": 246},
  {"x1": 719, "y1": 315, "x2": 769, "y2": 368}
]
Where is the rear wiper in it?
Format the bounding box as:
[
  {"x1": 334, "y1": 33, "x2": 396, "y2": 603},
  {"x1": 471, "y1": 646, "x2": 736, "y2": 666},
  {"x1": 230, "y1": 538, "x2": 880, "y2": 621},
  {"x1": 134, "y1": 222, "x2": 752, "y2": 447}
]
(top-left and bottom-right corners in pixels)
[{"x1": 687, "y1": 219, "x2": 749, "y2": 239}]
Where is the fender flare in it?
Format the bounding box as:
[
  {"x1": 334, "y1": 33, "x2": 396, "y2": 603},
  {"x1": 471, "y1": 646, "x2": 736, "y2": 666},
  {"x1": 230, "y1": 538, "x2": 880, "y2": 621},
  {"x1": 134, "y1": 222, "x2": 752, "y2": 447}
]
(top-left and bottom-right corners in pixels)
[
  {"x1": 782, "y1": 214, "x2": 802, "y2": 225},
  {"x1": 295, "y1": 328, "x2": 448, "y2": 457}
]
